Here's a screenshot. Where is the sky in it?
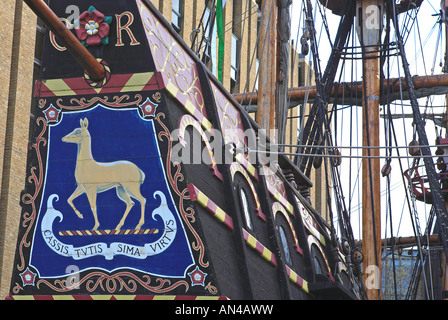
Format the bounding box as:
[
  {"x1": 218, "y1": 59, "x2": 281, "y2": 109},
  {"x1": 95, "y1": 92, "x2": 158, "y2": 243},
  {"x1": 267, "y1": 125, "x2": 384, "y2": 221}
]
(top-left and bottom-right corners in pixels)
[{"x1": 289, "y1": 0, "x2": 446, "y2": 240}]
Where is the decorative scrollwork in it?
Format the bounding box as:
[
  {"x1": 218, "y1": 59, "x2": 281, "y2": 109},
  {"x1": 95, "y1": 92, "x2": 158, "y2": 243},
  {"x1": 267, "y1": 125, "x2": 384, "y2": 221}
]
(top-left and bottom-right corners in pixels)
[
  {"x1": 37, "y1": 271, "x2": 189, "y2": 294},
  {"x1": 54, "y1": 94, "x2": 143, "y2": 110},
  {"x1": 155, "y1": 112, "x2": 209, "y2": 269},
  {"x1": 17, "y1": 117, "x2": 48, "y2": 273}
]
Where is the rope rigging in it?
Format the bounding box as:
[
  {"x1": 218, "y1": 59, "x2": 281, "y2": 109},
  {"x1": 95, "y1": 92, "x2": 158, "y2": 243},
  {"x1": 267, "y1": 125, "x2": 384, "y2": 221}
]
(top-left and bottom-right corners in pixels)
[
  {"x1": 294, "y1": 0, "x2": 369, "y2": 297},
  {"x1": 190, "y1": 0, "x2": 447, "y2": 300},
  {"x1": 294, "y1": 0, "x2": 447, "y2": 300}
]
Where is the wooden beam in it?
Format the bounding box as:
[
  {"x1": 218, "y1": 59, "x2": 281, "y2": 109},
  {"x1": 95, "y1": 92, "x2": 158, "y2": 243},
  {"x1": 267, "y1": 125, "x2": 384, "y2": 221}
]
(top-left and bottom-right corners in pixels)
[
  {"x1": 358, "y1": 0, "x2": 382, "y2": 301},
  {"x1": 356, "y1": 235, "x2": 440, "y2": 248},
  {"x1": 256, "y1": 0, "x2": 277, "y2": 135},
  {"x1": 233, "y1": 73, "x2": 448, "y2": 107},
  {"x1": 24, "y1": 0, "x2": 105, "y2": 81}
]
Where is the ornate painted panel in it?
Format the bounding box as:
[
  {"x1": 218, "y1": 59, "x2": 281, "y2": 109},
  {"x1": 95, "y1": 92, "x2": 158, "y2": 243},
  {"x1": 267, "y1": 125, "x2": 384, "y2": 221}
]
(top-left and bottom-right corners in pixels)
[
  {"x1": 8, "y1": 0, "x2": 220, "y2": 299},
  {"x1": 137, "y1": 0, "x2": 212, "y2": 131},
  {"x1": 31, "y1": 102, "x2": 194, "y2": 278}
]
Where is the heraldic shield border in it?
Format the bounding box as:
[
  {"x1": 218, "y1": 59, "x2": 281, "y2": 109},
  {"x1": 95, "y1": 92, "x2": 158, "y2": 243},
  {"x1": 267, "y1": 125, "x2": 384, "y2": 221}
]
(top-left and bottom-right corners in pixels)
[{"x1": 9, "y1": 91, "x2": 218, "y2": 297}]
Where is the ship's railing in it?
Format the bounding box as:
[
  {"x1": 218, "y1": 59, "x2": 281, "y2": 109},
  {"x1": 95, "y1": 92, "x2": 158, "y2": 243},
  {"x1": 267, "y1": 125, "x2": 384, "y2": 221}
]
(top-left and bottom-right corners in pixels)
[{"x1": 404, "y1": 163, "x2": 448, "y2": 204}]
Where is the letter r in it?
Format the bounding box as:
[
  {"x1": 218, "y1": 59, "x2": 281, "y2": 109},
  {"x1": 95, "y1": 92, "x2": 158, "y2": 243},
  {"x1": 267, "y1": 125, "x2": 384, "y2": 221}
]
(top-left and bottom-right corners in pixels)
[{"x1": 116, "y1": 12, "x2": 141, "y2": 46}]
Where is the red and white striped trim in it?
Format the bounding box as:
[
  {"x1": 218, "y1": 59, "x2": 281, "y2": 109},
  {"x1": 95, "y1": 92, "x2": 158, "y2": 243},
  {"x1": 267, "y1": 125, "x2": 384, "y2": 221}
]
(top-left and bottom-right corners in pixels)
[
  {"x1": 58, "y1": 228, "x2": 158, "y2": 236},
  {"x1": 188, "y1": 184, "x2": 234, "y2": 230},
  {"x1": 34, "y1": 72, "x2": 160, "y2": 98},
  {"x1": 242, "y1": 229, "x2": 277, "y2": 267}
]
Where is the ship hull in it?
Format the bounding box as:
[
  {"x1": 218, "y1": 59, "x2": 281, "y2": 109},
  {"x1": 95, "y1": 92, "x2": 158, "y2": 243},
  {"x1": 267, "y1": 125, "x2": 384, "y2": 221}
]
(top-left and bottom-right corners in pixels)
[{"x1": 7, "y1": 0, "x2": 359, "y2": 300}]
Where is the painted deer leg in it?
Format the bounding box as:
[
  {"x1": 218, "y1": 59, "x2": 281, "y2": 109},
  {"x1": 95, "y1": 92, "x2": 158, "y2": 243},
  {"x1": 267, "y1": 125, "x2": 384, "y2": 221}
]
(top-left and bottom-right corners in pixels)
[
  {"x1": 115, "y1": 186, "x2": 134, "y2": 230},
  {"x1": 135, "y1": 196, "x2": 146, "y2": 230},
  {"x1": 85, "y1": 188, "x2": 100, "y2": 230},
  {"x1": 123, "y1": 184, "x2": 146, "y2": 230},
  {"x1": 67, "y1": 186, "x2": 84, "y2": 219}
]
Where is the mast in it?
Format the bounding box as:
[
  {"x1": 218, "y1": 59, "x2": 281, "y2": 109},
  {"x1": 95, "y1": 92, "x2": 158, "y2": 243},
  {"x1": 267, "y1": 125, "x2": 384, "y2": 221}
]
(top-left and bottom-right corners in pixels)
[
  {"x1": 256, "y1": 0, "x2": 292, "y2": 146},
  {"x1": 356, "y1": 0, "x2": 383, "y2": 300},
  {"x1": 256, "y1": 0, "x2": 277, "y2": 136},
  {"x1": 276, "y1": 0, "x2": 292, "y2": 147}
]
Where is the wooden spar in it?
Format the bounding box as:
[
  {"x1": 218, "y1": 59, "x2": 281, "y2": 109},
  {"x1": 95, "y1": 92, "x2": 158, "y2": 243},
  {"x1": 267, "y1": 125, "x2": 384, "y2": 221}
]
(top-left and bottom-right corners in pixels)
[
  {"x1": 358, "y1": 0, "x2": 382, "y2": 301},
  {"x1": 256, "y1": 0, "x2": 277, "y2": 136},
  {"x1": 234, "y1": 73, "x2": 448, "y2": 106},
  {"x1": 362, "y1": 51, "x2": 381, "y2": 299},
  {"x1": 356, "y1": 235, "x2": 440, "y2": 248},
  {"x1": 24, "y1": 0, "x2": 105, "y2": 81}
]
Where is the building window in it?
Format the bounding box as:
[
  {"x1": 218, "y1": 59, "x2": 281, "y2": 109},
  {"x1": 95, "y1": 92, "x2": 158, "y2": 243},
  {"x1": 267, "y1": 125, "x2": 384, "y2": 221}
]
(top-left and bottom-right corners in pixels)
[
  {"x1": 240, "y1": 188, "x2": 253, "y2": 230},
  {"x1": 172, "y1": 0, "x2": 183, "y2": 32},
  {"x1": 203, "y1": 7, "x2": 213, "y2": 63},
  {"x1": 279, "y1": 226, "x2": 292, "y2": 265},
  {"x1": 231, "y1": 34, "x2": 239, "y2": 92}
]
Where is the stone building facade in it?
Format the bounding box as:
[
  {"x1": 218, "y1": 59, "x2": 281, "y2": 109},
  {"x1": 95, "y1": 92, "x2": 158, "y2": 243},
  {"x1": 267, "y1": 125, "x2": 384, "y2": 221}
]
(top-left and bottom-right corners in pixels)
[{"x1": 0, "y1": 0, "x2": 38, "y2": 299}]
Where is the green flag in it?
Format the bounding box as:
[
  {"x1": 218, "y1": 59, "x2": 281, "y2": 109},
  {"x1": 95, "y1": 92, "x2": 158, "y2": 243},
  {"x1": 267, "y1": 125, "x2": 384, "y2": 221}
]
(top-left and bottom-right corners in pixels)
[{"x1": 216, "y1": 0, "x2": 225, "y2": 83}]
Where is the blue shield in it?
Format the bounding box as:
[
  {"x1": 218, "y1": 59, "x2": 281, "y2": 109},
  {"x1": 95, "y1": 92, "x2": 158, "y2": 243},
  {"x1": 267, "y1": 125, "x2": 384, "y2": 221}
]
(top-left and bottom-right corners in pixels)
[{"x1": 30, "y1": 105, "x2": 194, "y2": 278}]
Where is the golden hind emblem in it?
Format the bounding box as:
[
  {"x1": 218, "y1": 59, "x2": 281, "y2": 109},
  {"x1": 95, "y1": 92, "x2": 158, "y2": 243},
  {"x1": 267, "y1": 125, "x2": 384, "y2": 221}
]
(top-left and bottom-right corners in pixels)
[{"x1": 62, "y1": 118, "x2": 147, "y2": 231}]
